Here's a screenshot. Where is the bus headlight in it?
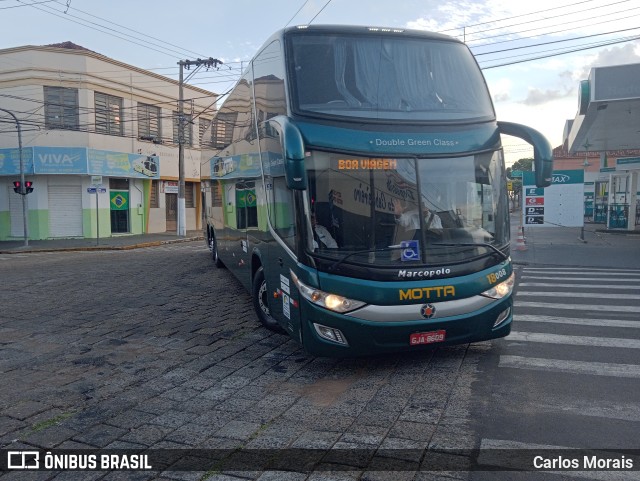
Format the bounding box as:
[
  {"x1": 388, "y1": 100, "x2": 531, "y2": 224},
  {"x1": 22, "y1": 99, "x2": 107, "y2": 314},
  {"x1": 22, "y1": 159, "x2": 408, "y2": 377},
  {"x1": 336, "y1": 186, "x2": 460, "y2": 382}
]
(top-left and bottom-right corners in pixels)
[
  {"x1": 481, "y1": 272, "x2": 515, "y2": 300},
  {"x1": 290, "y1": 271, "x2": 366, "y2": 313}
]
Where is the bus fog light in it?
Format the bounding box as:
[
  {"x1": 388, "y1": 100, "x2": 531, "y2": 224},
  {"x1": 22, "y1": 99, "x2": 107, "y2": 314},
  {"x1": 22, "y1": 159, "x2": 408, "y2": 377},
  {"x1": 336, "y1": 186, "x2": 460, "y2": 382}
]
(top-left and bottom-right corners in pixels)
[
  {"x1": 314, "y1": 323, "x2": 348, "y2": 345},
  {"x1": 493, "y1": 307, "x2": 511, "y2": 328}
]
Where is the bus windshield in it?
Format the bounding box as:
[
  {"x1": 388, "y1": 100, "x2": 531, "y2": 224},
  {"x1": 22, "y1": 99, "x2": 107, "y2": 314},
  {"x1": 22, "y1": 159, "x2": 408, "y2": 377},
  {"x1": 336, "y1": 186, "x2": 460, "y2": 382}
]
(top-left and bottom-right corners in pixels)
[
  {"x1": 287, "y1": 32, "x2": 494, "y2": 121},
  {"x1": 305, "y1": 152, "x2": 508, "y2": 267}
]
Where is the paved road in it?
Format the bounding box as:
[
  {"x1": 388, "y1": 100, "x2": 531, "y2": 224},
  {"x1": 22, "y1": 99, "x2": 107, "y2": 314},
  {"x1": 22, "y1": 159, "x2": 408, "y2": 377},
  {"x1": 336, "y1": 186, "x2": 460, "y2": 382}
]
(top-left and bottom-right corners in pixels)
[
  {"x1": 1, "y1": 243, "x2": 483, "y2": 481},
  {"x1": 470, "y1": 265, "x2": 640, "y2": 480},
  {"x1": 1, "y1": 245, "x2": 639, "y2": 480}
]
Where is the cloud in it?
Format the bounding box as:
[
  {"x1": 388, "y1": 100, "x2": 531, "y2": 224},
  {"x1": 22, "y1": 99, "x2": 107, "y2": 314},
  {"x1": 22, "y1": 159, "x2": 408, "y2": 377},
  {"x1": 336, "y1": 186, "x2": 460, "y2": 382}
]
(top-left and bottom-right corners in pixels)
[
  {"x1": 406, "y1": 0, "x2": 494, "y2": 38},
  {"x1": 515, "y1": 66, "x2": 578, "y2": 106},
  {"x1": 522, "y1": 86, "x2": 575, "y2": 106},
  {"x1": 579, "y1": 44, "x2": 640, "y2": 77},
  {"x1": 490, "y1": 77, "x2": 513, "y2": 103}
]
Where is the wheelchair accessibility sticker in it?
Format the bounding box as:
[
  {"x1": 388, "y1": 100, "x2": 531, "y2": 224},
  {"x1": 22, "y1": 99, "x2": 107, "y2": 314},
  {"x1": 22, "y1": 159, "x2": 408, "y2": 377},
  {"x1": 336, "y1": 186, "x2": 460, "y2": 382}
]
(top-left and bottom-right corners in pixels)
[{"x1": 400, "y1": 240, "x2": 420, "y2": 261}]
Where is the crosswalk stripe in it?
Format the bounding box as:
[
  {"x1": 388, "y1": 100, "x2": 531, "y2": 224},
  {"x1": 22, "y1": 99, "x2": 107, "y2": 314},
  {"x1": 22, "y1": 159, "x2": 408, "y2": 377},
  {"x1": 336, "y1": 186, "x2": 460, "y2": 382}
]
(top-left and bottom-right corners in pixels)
[
  {"x1": 524, "y1": 268, "x2": 640, "y2": 275},
  {"x1": 499, "y1": 355, "x2": 640, "y2": 378},
  {"x1": 516, "y1": 301, "x2": 640, "y2": 313},
  {"x1": 518, "y1": 281, "x2": 640, "y2": 291},
  {"x1": 519, "y1": 282, "x2": 640, "y2": 290},
  {"x1": 508, "y1": 331, "x2": 640, "y2": 349},
  {"x1": 515, "y1": 314, "x2": 640, "y2": 329},
  {"x1": 521, "y1": 275, "x2": 640, "y2": 282},
  {"x1": 527, "y1": 399, "x2": 640, "y2": 423},
  {"x1": 517, "y1": 291, "x2": 637, "y2": 300}
]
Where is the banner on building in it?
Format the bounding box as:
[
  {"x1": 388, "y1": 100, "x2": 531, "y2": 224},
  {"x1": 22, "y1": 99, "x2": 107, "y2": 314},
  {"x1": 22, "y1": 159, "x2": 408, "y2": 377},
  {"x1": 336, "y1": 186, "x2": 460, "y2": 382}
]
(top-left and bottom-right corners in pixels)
[{"x1": 0, "y1": 147, "x2": 160, "y2": 179}]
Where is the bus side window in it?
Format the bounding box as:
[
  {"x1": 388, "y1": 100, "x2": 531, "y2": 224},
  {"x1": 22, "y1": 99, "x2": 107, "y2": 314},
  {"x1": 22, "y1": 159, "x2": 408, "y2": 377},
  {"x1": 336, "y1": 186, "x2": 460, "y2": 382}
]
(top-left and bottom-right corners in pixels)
[{"x1": 271, "y1": 177, "x2": 296, "y2": 249}]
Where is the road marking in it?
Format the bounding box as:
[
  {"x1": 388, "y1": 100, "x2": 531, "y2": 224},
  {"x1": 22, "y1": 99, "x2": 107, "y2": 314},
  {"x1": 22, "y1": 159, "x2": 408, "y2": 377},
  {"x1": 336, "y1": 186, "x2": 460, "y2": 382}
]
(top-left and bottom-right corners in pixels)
[
  {"x1": 515, "y1": 315, "x2": 640, "y2": 329},
  {"x1": 533, "y1": 399, "x2": 640, "y2": 423},
  {"x1": 517, "y1": 291, "x2": 637, "y2": 300},
  {"x1": 524, "y1": 268, "x2": 640, "y2": 275},
  {"x1": 499, "y1": 355, "x2": 640, "y2": 378},
  {"x1": 516, "y1": 302, "x2": 640, "y2": 313},
  {"x1": 519, "y1": 282, "x2": 640, "y2": 290},
  {"x1": 508, "y1": 331, "x2": 640, "y2": 349},
  {"x1": 521, "y1": 275, "x2": 640, "y2": 282}
]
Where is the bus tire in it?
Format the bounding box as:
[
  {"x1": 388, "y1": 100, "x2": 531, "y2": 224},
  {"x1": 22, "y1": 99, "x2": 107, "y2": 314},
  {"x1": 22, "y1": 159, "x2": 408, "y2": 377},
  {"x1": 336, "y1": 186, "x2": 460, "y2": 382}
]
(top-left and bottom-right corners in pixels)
[
  {"x1": 210, "y1": 233, "x2": 224, "y2": 268},
  {"x1": 252, "y1": 267, "x2": 284, "y2": 333}
]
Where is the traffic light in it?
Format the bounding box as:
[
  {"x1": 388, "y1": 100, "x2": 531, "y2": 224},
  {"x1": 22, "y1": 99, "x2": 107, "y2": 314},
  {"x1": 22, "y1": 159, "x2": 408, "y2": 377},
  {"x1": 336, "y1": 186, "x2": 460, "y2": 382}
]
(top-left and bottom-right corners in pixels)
[{"x1": 11, "y1": 180, "x2": 33, "y2": 195}]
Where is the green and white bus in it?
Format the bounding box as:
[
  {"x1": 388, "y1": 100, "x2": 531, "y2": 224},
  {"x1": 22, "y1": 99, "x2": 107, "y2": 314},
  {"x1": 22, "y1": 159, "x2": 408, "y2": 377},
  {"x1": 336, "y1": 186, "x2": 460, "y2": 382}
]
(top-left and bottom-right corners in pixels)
[{"x1": 201, "y1": 25, "x2": 552, "y2": 357}]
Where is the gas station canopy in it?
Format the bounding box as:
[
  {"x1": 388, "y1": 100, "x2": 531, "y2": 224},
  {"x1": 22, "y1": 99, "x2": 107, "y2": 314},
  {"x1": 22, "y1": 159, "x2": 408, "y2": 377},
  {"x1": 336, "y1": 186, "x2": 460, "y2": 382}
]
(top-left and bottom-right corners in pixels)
[{"x1": 568, "y1": 63, "x2": 640, "y2": 153}]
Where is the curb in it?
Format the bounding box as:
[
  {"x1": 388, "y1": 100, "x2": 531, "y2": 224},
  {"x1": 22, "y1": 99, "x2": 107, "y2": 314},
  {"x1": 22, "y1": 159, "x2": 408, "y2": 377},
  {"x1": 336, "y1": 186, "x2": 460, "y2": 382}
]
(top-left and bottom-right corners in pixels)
[{"x1": 0, "y1": 236, "x2": 204, "y2": 254}]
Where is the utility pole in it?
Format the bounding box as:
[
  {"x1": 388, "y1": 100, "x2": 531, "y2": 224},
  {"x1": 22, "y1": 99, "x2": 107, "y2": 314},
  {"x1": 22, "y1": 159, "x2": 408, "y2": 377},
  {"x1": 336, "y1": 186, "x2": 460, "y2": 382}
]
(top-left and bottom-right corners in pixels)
[
  {"x1": 177, "y1": 57, "x2": 222, "y2": 237},
  {"x1": 0, "y1": 108, "x2": 28, "y2": 247}
]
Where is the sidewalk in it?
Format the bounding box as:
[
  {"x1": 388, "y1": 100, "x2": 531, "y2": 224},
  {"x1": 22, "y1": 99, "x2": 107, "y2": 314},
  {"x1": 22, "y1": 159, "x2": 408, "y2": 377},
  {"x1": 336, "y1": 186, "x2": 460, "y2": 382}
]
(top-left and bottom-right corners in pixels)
[
  {"x1": 0, "y1": 230, "x2": 205, "y2": 254},
  {"x1": 509, "y1": 212, "x2": 640, "y2": 269}
]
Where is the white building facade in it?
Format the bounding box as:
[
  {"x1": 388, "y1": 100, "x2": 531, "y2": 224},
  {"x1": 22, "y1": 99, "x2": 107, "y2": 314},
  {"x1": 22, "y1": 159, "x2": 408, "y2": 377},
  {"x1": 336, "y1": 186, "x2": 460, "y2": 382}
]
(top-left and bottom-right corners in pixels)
[{"x1": 0, "y1": 43, "x2": 217, "y2": 239}]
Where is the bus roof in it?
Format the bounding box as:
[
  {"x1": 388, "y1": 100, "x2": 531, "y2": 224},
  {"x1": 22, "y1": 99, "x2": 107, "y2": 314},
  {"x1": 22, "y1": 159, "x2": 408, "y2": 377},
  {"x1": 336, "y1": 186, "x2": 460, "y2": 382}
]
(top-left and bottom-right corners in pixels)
[
  {"x1": 254, "y1": 24, "x2": 463, "y2": 55},
  {"x1": 283, "y1": 24, "x2": 462, "y2": 43}
]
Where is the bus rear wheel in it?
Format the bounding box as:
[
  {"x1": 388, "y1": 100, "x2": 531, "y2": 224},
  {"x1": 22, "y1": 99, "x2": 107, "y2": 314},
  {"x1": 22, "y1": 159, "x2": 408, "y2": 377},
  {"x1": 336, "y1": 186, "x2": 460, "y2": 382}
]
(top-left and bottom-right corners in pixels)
[
  {"x1": 210, "y1": 233, "x2": 224, "y2": 268},
  {"x1": 252, "y1": 267, "x2": 284, "y2": 333}
]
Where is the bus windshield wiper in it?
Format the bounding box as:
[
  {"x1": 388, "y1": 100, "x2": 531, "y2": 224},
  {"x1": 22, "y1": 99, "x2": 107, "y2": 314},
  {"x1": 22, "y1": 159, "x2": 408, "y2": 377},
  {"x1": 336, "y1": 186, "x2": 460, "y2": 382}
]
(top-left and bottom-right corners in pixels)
[
  {"x1": 327, "y1": 245, "x2": 405, "y2": 272},
  {"x1": 431, "y1": 242, "x2": 509, "y2": 262}
]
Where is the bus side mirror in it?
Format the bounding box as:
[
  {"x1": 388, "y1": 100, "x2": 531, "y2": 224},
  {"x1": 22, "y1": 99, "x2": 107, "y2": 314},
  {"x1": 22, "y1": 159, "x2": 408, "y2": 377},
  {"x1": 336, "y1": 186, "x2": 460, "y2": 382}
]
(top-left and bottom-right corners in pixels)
[
  {"x1": 498, "y1": 121, "x2": 553, "y2": 188},
  {"x1": 267, "y1": 116, "x2": 308, "y2": 190}
]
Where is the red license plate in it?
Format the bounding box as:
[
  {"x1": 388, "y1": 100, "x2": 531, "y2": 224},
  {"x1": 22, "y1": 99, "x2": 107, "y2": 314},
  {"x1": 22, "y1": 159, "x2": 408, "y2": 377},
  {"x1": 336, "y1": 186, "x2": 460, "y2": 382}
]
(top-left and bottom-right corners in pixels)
[{"x1": 410, "y1": 329, "x2": 446, "y2": 346}]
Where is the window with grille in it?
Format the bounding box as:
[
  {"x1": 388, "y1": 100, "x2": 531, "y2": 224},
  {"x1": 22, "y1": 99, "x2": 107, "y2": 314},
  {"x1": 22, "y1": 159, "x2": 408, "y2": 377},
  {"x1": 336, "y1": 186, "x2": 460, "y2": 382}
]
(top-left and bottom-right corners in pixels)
[
  {"x1": 150, "y1": 180, "x2": 159, "y2": 208},
  {"x1": 212, "y1": 180, "x2": 222, "y2": 207},
  {"x1": 173, "y1": 111, "x2": 193, "y2": 147},
  {"x1": 212, "y1": 112, "x2": 237, "y2": 150},
  {"x1": 138, "y1": 103, "x2": 161, "y2": 140},
  {"x1": 44, "y1": 86, "x2": 79, "y2": 130},
  {"x1": 185, "y1": 182, "x2": 195, "y2": 208},
  {"x1": 95, "y1": 92, "x2": 123, "y2": 135},
  {"x1": 199, "y1": 118, "x2": 211, "y2": 147}
]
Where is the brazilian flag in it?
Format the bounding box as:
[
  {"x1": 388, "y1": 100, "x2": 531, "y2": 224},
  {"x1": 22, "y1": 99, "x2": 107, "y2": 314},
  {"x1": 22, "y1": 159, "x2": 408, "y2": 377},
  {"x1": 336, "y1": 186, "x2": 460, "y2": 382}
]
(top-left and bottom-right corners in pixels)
[
  {"x1": 110, "y1": 191, "x2": 129, "y2": 211},
  {"x1": 236, "y1": 189, "x2": 256, "y2": 208}
]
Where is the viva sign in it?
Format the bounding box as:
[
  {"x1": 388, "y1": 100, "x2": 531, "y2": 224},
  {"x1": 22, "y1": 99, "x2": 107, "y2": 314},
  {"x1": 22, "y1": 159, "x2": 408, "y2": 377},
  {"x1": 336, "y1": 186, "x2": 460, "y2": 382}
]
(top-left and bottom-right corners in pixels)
[{"x1": 0, "y1": 146, "x2": 160, "y2": 178}]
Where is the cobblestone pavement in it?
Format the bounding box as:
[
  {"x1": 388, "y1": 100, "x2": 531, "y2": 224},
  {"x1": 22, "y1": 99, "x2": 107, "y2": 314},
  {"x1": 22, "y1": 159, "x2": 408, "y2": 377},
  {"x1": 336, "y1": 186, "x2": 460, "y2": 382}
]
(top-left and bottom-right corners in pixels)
[{"x1": 0, "y1": 242, "x2": 489, "y2": 481}]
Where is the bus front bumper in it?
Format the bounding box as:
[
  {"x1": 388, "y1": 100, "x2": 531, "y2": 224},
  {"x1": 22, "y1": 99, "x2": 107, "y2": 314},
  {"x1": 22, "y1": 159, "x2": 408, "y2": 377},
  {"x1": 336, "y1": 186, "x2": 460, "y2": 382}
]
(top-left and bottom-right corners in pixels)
[{"x1": 299, "y1": 295, "x2": 512, "y2": 357}]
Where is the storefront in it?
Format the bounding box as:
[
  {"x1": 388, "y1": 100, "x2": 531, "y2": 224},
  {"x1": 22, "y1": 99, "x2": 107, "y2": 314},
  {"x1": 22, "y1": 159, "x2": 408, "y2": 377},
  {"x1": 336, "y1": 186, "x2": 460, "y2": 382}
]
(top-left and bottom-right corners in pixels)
[{"x1": 0, "y1": 146, "x2": 159, "y2": 239}]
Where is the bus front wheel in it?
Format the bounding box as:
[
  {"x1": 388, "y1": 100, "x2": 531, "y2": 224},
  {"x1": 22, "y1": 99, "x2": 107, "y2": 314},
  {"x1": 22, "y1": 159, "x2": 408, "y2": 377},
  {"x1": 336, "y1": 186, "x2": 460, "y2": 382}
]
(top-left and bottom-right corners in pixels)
[{"x1": 252, "y1": 267, "x2": 284, "y2": 333}]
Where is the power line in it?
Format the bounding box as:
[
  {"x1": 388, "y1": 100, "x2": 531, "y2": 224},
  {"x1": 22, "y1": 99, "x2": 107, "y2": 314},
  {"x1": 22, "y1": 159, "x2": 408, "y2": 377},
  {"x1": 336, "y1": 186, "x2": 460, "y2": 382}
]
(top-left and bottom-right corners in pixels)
[
  {"x1": 467, "y1": 4, "x2": 640, "y2": 47},
  {"x1": 49, "y1": 0, "x2": 209, "y2": 59},
  {"x1": 0, "y1": 0, "x2": 55, "y2": 9},
  {"x1": 437, "y1": 0, "x2": 601, "y2": 34},
  {"x1": 464, "y1": 0, "x2": 631, "y2": 40},
  {"x1": 474, "y1": 24, "x2": 640, "y2": 56},
  {"x1": 17, "y1": 0, "x2": 200, "y2": 60},
  {"x1": 480, "y1": 33, "x2": 640, "y2": 69},
  {"x1": 284, "y1": 0, "x2": 310, "y2": 28},
  {"x1": 308, "y1": 0, "x2": 332, "y2": 24}
]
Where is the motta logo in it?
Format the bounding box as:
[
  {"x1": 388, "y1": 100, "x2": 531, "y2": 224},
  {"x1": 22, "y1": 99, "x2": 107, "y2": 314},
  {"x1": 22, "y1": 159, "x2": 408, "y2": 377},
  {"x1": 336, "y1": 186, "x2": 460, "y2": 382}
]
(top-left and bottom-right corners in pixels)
[
  {"x1": 420, "y1": 304, "x2": 436, "y2": 319},
  {"x1": 552, "y1": 174, "x2": 571, "y2": 183}
]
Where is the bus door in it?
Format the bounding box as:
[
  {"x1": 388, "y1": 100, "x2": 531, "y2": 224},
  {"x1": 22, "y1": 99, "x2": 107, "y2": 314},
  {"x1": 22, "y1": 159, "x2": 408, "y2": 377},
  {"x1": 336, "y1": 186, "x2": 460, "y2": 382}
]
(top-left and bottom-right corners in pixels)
[
  {"x1": 222, "y1": 180, "x2": 254, "y2": 289},
  {"x1": 263, "y1": 175, "x2": 303, "y2": 337}
]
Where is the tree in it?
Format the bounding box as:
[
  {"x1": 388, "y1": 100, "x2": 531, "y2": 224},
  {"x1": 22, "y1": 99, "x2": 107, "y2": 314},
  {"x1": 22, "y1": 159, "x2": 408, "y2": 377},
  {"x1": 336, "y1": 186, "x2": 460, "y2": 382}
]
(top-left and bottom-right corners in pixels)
[{"x1": 506, "y1": 158, "x2": 534, "y2": 178}]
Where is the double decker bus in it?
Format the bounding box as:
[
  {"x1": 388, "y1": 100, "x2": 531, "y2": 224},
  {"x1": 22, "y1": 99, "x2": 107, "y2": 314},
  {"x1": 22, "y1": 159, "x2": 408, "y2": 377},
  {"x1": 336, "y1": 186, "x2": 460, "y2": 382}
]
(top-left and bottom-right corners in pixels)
[{"x1": 201, "y1": 25, "x2": 552, "y2": 357}]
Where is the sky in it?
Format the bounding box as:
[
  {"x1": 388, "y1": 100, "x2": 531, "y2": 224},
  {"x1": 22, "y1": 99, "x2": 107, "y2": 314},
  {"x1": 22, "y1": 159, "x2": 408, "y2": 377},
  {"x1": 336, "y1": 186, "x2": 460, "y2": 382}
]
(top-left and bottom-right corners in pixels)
[{"x1": 1, "y1": 0, "x2": 640, "y2": 165}]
